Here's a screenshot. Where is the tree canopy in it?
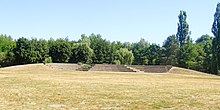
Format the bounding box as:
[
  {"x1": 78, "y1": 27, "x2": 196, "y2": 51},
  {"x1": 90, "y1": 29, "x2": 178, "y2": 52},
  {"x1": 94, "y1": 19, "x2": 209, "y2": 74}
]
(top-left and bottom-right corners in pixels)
[
  {"x1": 212, "y1": 3, "x2": 220, "y2": 74},
  {"x1": 1, "y1": 4, "x2": 220, "y2": 75}
]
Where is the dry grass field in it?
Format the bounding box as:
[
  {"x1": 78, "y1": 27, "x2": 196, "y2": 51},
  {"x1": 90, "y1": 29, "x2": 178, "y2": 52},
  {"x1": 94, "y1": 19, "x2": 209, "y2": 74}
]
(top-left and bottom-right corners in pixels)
[{"x1": 0, "y1": 64, "x2": 220, "y2": 110}]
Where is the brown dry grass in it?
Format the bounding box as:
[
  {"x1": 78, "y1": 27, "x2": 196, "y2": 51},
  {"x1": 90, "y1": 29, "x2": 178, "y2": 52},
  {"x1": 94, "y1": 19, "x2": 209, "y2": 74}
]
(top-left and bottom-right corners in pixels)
[{"x1": 0, "y1": 64, "x2": 220, "y2": 110}]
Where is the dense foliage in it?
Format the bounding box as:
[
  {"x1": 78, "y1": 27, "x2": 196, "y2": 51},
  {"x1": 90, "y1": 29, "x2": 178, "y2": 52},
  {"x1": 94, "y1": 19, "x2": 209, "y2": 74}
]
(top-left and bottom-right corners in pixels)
[
  {"x1": 212, "y1": 3, "x2": 220, "y2": 74},
  {"x1": 1, "y1": 3, "x2": 220, "y2": 75}
]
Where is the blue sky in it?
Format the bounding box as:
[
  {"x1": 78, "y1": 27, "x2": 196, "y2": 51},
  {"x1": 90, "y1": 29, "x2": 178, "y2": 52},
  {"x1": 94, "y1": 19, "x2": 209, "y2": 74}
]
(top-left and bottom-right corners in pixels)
[{"x1": 0, "y1": 0, "x2": 219, "y2": 45}]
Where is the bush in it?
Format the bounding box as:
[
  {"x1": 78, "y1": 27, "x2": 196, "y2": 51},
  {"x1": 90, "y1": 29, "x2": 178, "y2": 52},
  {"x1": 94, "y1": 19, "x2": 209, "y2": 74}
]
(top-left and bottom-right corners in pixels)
[
  {"x1": 0, "y1": 53, "x2": 6, "y2": 67},
  {"x1": 43, "y1": 57, "x2": 52, "y2": 64},
  {"x1": 77, "y1": 62, "x2": 83, "y2": 65},
  {"x1": 82, "y1": 64, "x2": 91, "y2": 69},
  {"x1": 0, "y1": 52, "x2": 14, "y2": 67},
  {"x1": 113, "y1": 60, "x2": 121, "y2": 65}
]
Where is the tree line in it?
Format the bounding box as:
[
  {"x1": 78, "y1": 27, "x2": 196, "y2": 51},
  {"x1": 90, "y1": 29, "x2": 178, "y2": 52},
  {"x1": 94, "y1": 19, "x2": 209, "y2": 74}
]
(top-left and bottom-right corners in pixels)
[{"x1": 1, "y1": 3, "x2": 220, "y2": 75}]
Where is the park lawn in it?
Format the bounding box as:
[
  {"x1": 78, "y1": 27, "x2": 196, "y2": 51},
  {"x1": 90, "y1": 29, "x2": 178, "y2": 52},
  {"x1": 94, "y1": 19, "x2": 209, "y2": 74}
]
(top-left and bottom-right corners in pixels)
[{"x1": 0, "y1": 69, "x2": 220, "y2": 110}]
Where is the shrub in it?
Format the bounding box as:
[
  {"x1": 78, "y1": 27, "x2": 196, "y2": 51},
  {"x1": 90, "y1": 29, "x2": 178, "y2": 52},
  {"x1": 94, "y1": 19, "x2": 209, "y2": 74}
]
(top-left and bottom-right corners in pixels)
[
  {"x1": 113, "y1": 60, "x2": 121, "y2": 65},
  {"x1": 43, "y1": 57, "x2": 52, "y2": 64},
  {"x1": 82, "y1": 64, "x2": 91, "y2": 69},
  {"x1": 77, "y1": 62, "x2": 83, "y2": 65}
]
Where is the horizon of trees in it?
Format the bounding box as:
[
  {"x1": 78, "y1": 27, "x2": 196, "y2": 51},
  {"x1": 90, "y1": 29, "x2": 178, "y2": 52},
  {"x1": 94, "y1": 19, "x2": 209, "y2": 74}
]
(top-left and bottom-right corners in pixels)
[{"x1": 1, "y1": 3, "x2": 220, "y2": 75}]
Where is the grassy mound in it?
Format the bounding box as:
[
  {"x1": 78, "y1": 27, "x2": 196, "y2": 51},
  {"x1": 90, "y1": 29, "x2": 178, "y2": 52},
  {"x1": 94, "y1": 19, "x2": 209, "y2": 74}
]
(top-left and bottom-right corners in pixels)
[
  {"x1": 0, "y1": 64, "x2": 52, "y2": 71},
  {"x1": 169, "y1": 67, "x2": 212, "y2": 76}
]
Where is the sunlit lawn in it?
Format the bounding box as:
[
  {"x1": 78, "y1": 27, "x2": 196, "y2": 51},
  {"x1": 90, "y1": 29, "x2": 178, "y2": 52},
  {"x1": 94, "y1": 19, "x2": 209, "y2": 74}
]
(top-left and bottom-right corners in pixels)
[{"x1": 0, "y1": 69, "x2": 220, "y2": 110}]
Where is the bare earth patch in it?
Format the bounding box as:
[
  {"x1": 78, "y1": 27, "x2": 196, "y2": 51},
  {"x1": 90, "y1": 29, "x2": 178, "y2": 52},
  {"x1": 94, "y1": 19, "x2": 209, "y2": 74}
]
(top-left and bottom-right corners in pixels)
[{"x1": 0, "y1": 64, "x2": 219, "y2": 109}]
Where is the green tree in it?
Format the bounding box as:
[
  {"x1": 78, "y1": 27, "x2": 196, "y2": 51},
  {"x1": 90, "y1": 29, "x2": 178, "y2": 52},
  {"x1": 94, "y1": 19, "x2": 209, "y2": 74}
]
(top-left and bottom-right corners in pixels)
[
  {"x1": 195, "y1": 35, "x2": 213, "y2": 72},
  {"x1": 203, "y1": 40, "x2": 213, "y2": 73},
  {"x1": 176, "y1": 10, "x2": 196, "y2": 68},
  {"x1": 196, "y1": 34, "x2": 213, "y2": 44},
  {"x1": 0, "y1": 51, "x2": 15, "y2": 67},
  {"x1": 176, "y1": 11, "x2": 190, "y2": 46},
  {"x1": 79, "y1": 34, "x2": 91, "y2": 46},
  {"x1": 13, "y1": 38, "x2": 49, "y2": 64},
  {"x1": 131, "y1": 38, "x2": 150, "y2": 65},
  {"x1": 0, "y1": 34, "x2": 15, "y2": 53},
  {"x1": 14, "y1": 37, "x2": 31, "y2": 64},
  {"x1": 116, "y1": 48, "x2": 134, "y2": 65},
  {"x1": 123, "y1": 42, "x2": 132, "y2": 50},
  {"x1": 0, "y1": 34, "x2": 15, "y2": 67},
  {"x1": 109, "y1": 42, "x2": 118, "y2": 64},
  {"x1": 178, "y1": 42, "x2": 198, "y2": 69},
  {"x1": 162, "y1": 35, "x2": 179, "y2": 65},
  {"x1": 29, "y1": 39, "x2": 49, "y2": 63},
  {"x1": 49, "y1": 39, "x2": 72, "y2": 63},
  {"x1": 146, "y1": 44, "x2": 161, "y2": 65},
  {"x1": 212, "y1": 3, "x2": 220, "y2": 74},
  {"x1": 70, "y1": 43, "x2": 93, "y2": 64},
  {"x1": 89, "y1": 34, "x2": 111, "y2": 64}
]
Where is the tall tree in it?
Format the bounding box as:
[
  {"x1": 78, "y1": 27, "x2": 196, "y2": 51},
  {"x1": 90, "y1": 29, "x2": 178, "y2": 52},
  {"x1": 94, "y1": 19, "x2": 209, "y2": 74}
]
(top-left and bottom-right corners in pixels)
[
  {"x1": 123, "y1": 42, "x2": 132, "y2": 50},
  {"x1": 13, "y1": 38, "x2": 49, "y2": 64},
  {"x1": 162, "y1": 35, "x2": 179, "y2": 65},
  {"x1": 212, "y1": 3, "x2": 220, "y2": 74},
  {"x1": 115, "y1": 48, "x2": 134, "y2": 65},
  {"x1": 0, "y1": 34, "x2": 15, "y2": 53},
  {"x1": 70, "y1": 43, "x2": 93, "y2": 64},
  {"x1": 0, "y1": 34, "x2": 15, "y2": 67},
  {"x1": 176, "y1": 11, "x2": 190, "y2": 46},
  {"x1": 29, "y1": 39, "x2": 49, "y2": 63},
  {"x1": 79, "y1": 34, "x2": 91, "y2": 46},
  {"x1": 146, "y1": 44, "x2": 161, "y2": 65},
  {"x1": 196, "y1": 34, "x2": 213, "y2": 44},
  {"x1": 14, "y1": 37, "x2": 31, "y2": 64},
  {"x1": 178, "y1": 42, "x2": 198, "y2": 69},
  {"x1": 195, "y1": 35, "x2": 213, "y2": 72},
  {"x1": 89, "y1": 34, "x2": 111, "y2": 64},
  {"x1": 204, "y1": 40, "x2": 213, "y2": 73},
  {"x1": 176, "y1": 10, "x2": 196, "y2": 68},
  {"x1": 49, "y1": 39, "x2": 72, "y2": 63},
  {"x1": 131, "y1": 38, "x2": 150, "y2": 65}
]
